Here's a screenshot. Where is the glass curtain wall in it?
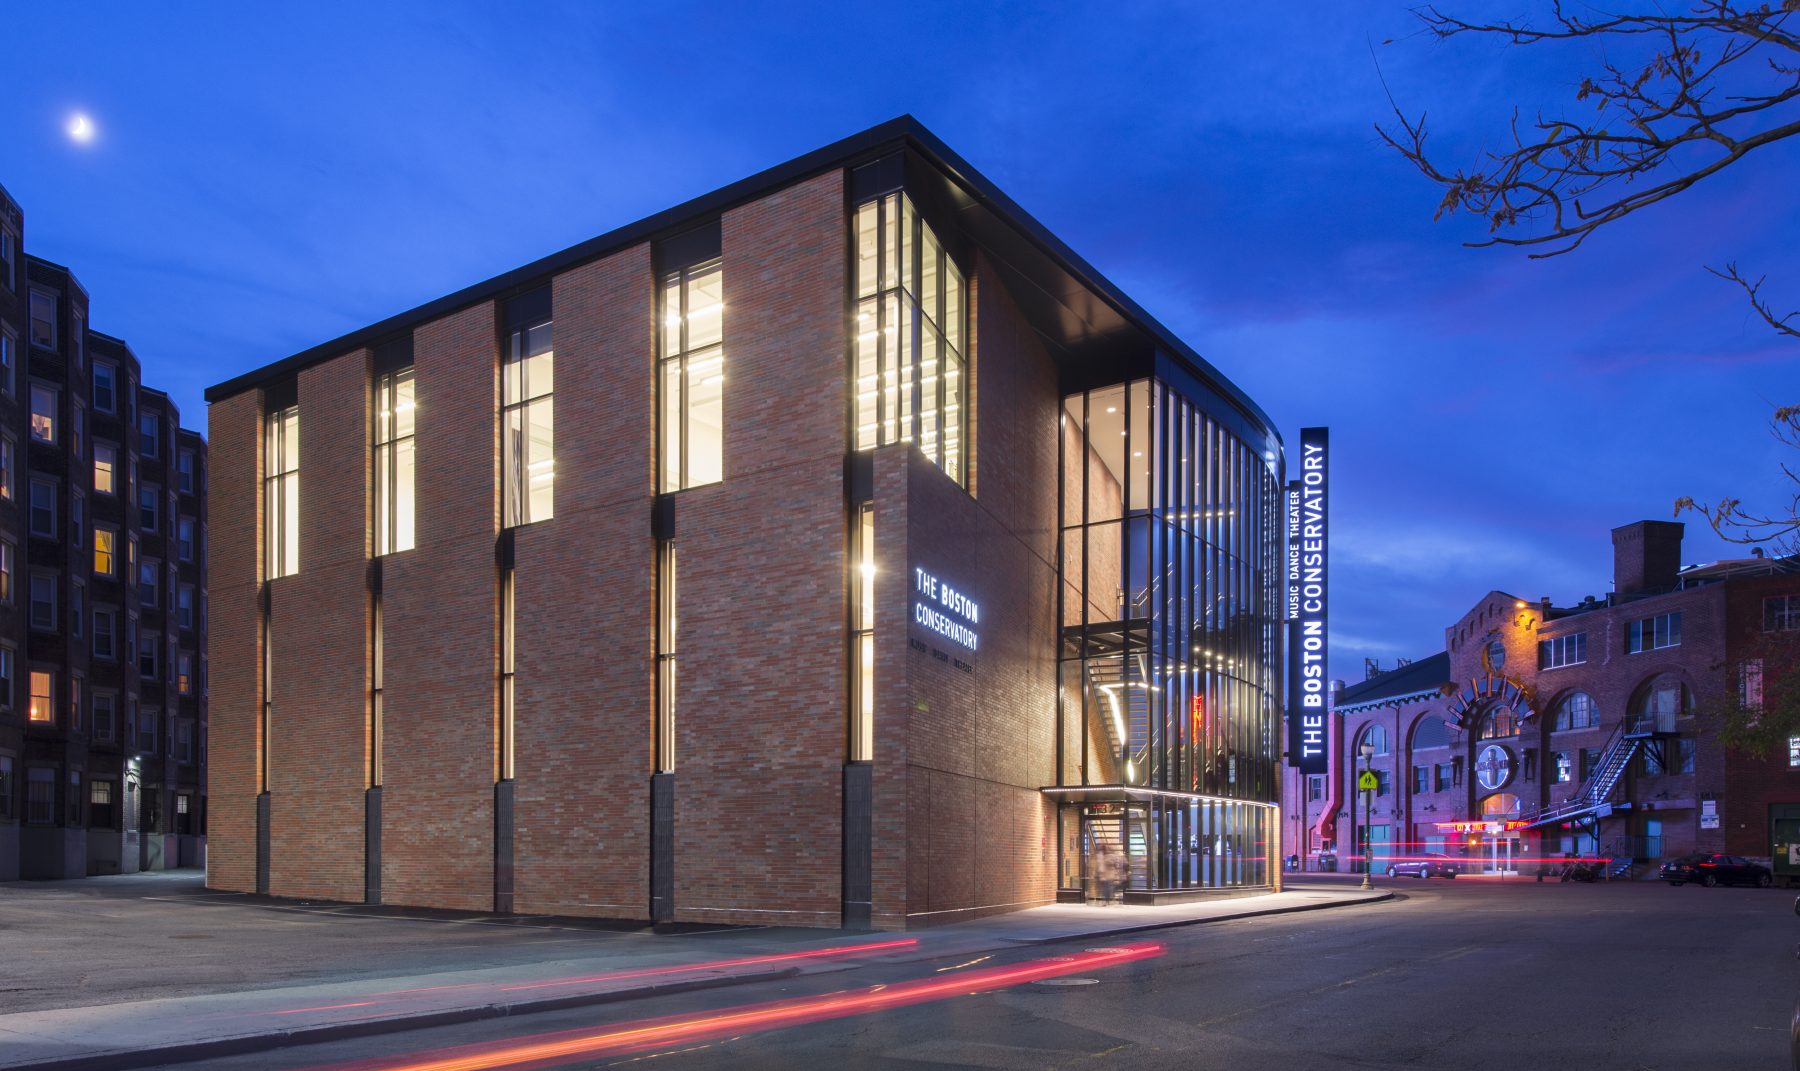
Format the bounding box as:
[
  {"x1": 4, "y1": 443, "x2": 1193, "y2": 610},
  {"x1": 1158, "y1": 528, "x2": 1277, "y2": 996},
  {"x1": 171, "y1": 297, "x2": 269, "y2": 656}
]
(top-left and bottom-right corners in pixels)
[
  {"x1": 1057, "y1": 378, "x2": 1281, "y2": 890},
  {"x1": 852, "y1": 194, "x2": 966, "y2": 484}
]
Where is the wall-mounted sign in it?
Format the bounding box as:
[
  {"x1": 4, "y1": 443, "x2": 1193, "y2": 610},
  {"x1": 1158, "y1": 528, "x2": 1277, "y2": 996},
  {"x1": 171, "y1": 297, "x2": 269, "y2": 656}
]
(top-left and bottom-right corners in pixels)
[
  {"x1": 912, "y1": 567, "x2": 979, "y2": 652},
  {"x1": 1700, "y1": 799, "x2": 1720, "y2": 830},
  {"x1": 1286, "y1": 428, "x2": 1328, "y2": 774},
  {"x1": 1475, "y1": 744, "x2": 1513, "y2": 792}
]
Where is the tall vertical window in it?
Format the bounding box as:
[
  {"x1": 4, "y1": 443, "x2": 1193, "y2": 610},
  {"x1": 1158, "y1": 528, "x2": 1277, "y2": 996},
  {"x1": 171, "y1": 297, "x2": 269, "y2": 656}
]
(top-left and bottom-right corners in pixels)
[
  {"x1": 265, "y1": 406, "x2": 299, "y2": 578},
  {"x1": 93, "y1": 528, "x2": 116, "y2": 577},
  {"x1": 374, "y1": 367, "x2": 416, "y2": 555},
  {"x1": 138, "y1": 484, "x2": 159, "y2": 532},
  {"x1": 94, "y1": 442, "x2": 116, "y2": 494},
  {"x1": 502, "y1": 318, "x2": 553, "y2": 527},
  {"x1": 139, "y1": 411, "x2": 160, "y2": 459},
  {"x1": 93, "y1": 361, "x2": 117, "y2": 414},
  {"x1": 29, "y1": 291, "x2": 56, "y2": 348},
  {"x1": 0, "y1": 647, "x2": 11, "y2": 708},
  {"x1": 29, "y1": 383, "x2": 56, "y2": 443},
  {"x1": 28, "y1": 478, "x2": 55, "y2": 538},
  {"x1": 849, "y1": 504, "x2": 874, "y2": 761},
  {"x1": 93, "y1": 692, "x2": 116, "y2": 742},
  {"x1": 1, "y1": 434, "x2": 11, "y2": 500},
  {"x1": 178, "y1": 448, "x2": 196, "y2": 493},
  {"x1": 28, "y1": 670, "x2": 52, "y2": 723},
  {"x1": 659, "y1": 260, "x2": 724, "y2": 492},
  {"x1": 177, "y1": 517, "x2": 196, "y2": 562},
  {"x1": 1740, "y1": 659, "x2": 1764, "y2": 712},
  {"x1": 655, "y1": 543, "x2": 677, "y2": 773},
  {"x1": 26, "y1": 768, "x2": 52, "y2": 823},
  {"x1": 853, "y1": 193, "x2": 967, "y2": 483},
  {"x1": 370, "y1": 591, "x2": 384, "y2": 786},
  {"x1": 0, "y1": 228, "x2": 13, "y2": 289},
  {"x1": 94, "y1": 606, "x2": 116, "y2": 659},
  {"x1": 499, "y1": 567, "x2": 515, "y2": 781},
  {"x1": 0, "y1": 327, "x2": 13, "y2": 396},
  {"x1": 0, "y1": 539, "x2": 12, "y2": 603},
  {"x1": 29, "y1": 574, "x2": 55, "y2": 631}
]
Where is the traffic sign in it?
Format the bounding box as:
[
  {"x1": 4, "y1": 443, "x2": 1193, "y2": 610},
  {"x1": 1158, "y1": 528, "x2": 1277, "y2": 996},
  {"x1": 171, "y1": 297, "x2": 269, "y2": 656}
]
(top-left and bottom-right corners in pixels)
[{"x1": 1357, "y1": 770, "x2": 1379, "y2": 792}]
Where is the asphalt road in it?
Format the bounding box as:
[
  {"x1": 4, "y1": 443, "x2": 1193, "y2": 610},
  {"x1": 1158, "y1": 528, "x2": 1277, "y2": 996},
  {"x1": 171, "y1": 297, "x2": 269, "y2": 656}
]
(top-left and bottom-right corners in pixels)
[{"x1": 146, "y1": 876, "x2": 1796, "y2": 1071}]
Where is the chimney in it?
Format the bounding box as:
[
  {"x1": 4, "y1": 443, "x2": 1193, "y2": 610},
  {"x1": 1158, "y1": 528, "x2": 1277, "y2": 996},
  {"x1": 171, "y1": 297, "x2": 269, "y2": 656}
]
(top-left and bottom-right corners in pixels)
[{"x1": 1612, "y1": 520, "x2": 1684, "y2": 596}]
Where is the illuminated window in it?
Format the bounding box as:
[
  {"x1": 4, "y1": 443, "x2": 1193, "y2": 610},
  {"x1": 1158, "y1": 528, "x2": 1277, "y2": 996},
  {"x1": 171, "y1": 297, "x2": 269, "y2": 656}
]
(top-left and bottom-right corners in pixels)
[
  {"x1": 28, "y1": 670, "x2": 52, "y2": 723},
  {"x1": 29, "y1": 383, "x2": 55, "y2": 443},
  {"x1": 0, "y1": 539, "x2": 11, "y2": 603},
  {"x1": 265, "y1": 406, "x2": 299, "y2": 578},
  {"x1": 853, "y1": 193, "x2": 966, "y2": 483},
  {"x1": 178, "y1": 651, "x2": 193, "y2": 694},
  {"x1": 93, "y1": 527, "x2": 116, "y2": 577},
  {"x1": 849, "y1": 503, "x2": 874, "y2": 761},
  {"x1": 1790, "y1": 737, "x2": 1800, "y2": 768},
  {"x1": 655, "y1": 543, "x2": 677, "y2": 773},
  {"x1": 502, "y1": 314, "x2": 553, "y2": 527},
  {"x1": 94, "y1": 442, "x2": 116, "y2": 495},
  {"x1": 374, "y1": 366, "x2": 416, "y2": 555},
  {"x1": 90, "y1": 779, "x2": 114, "y2": 827},
  {"x1": 659, "y1": 260, "x2": 724, "y2": 492},
  {"x1": 1480, "y1": 706, "x2": 1518, "y2": 739},
  {"x1": 1626, "y1": 612, "x2": 1681, "y2": 653},
  {"x1": 498, "y1": 568, "x2": 515, "y2": 780},
  {"x1": 1, "y1": 434, "x2": 11, "y2": 500}
]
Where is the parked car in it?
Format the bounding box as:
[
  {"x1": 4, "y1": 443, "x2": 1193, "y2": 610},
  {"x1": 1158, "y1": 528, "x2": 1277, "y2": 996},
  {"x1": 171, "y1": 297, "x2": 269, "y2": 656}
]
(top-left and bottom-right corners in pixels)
[
  {"x1": 1660, "y1": 852, "x2": 1774, "y2": 888},
  {"x1": 1388, "y1": 853, "x2": 1459, "y2": 879}
]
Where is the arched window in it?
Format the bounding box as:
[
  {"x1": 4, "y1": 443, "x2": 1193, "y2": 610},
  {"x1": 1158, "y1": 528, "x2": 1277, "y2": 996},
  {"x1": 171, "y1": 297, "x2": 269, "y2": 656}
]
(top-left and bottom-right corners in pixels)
[
  {"x1": 1479, "y1": 705, "x2": 1518, "y2": 739},
  {"x1": 1632, "y1": 675, "x2": 1689, "y2": 732},
  {"x1": 1552, "y1": 692, "x2": 1597, "y2": 731},
  {"x1": 1480, "y1": 792, "x2": 1521, "y2": 817},
  {"x1": 1358, "y1": 724, "x2": 1389, "y2": 755},
  {"x1": 1411, "y1": 715, "x2": 1449, "y2": 751}
]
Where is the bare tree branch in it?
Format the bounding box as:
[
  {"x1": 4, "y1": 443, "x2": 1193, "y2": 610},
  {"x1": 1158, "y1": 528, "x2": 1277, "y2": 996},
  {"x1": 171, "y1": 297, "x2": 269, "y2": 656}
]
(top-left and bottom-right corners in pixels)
[{"x1": 1708, "y1": 261, "x2": 1800, "y2": 339}]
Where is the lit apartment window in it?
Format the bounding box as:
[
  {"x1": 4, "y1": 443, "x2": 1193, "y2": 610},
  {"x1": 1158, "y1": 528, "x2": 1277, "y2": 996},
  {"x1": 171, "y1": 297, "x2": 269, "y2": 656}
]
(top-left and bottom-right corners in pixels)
[
  {"x1": 178, "y1": 448, "x2": 196, "y2": 493},
  {"x1": 177, "y1": 652, "x2": 192, "y2": 695},
  {"x1": 1626, "y1": 612, "x2": 1681, "y2": 653},
  {"x1": 853, "y1": 193, "x2": 967, "y2": 483},
  {"x1": 374, "y1": 366, "x2": 416, "y2": 555},
  {"x1": 0, "y1": 539, "x2": 11, "y2": 603},
  {"x1": 1554, "y1": 751, "x2": 1572, "y2": 783},
  {"x1": 94, "y1": 528, "x2": 117, "y2": 577},
  {"x1": 655, "y1": 543, "x2": 677, "y2": 773},
  {"x1": 1538, "y1": 633, "x2": 1586, "y2": 670},
  {"x1": 93, "y1": 361, "x2": 117, "y2": 414},
  {"x1": 90, "y1": 779, "x2": 114, "y2": 826},
  {"x1": 28, "y1": 574, "x2": 55, "y2": 631},
  {"x1": 498, "y1": 567, "x2": 516, "y2": 780},
  {"x1": 849, "y1": 504, "x2": 874, "y2": 761},
  {"x1": 29, "y1": 383, "x2": 56, "y2": 443},
  {"x1": 94, "y1": 442, "x2": 116, "y2": 495},
  {"x1": 659, "y1": 260, "x2": 724, "y2": 492},
  {"x1": 29, "y1": 291, "x2": 55, "y2": 348},
  {"x1": 265, "y1": 406, "x2": 300, "y2": 578},
  {"x1": 1790, "y1": 736, "x2": 1800, "y2": 768},
  {"x1": 0, "y1": 327, "x2": 13, "y2": 395},
  {"x1": 502, "y1": 316, "x2": 553, "y2": 527},
  {"x1": 28, "y1": 670, "x2": 52, "y2": 723},
  {"x1": 139, "y1": 411, "x2": 160, "y2": 459}
]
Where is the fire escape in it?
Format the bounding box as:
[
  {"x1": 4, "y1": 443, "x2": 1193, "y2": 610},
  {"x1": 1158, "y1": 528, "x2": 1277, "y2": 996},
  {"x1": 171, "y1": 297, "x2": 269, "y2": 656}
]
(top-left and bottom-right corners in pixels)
[{"x1": 1519, "y1": 712, "x2": 1678, "y2": 873}]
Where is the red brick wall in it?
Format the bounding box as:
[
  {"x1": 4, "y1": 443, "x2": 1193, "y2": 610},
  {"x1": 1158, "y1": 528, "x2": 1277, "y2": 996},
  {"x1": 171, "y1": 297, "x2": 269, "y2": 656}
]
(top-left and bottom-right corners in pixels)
[
  {"x1": 380, "y1": 302, "x2": 499, "y2": 912},
  {"x1": 670, "y1": 170, "x2": 849, "y2": 927},
  {"x1": 511, "y1": 245, "x2": 656, "y2": 919},
  {"x1": 877, "y1": 260, "x2": 1061, "y2": 928},
  {"x1": 1722, "y1": 572, "x2": 1800, "y2": 858},
  {"x1": 267, "y1": 351, "x2": 371, "y2": 902},
  {"x1": 204, "y1": 390, "x2": 262, "y2": 893}
]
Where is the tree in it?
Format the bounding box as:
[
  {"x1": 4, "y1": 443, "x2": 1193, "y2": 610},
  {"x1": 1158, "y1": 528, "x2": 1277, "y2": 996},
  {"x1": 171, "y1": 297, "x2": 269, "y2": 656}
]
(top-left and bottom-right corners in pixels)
[{"x1": 1377, "y1": 2, "x2": 1800, "y2": 753}]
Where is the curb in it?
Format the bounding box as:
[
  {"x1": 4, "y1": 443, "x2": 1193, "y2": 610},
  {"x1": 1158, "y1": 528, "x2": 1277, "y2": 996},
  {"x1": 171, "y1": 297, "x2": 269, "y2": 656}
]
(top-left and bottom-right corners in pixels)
[
  {"x1": 1014, "y1": 889, "x2": 1398, "y2": 946},
  {"x1": 0, "y1": 967, "x2": 800, "y2": 1071}
]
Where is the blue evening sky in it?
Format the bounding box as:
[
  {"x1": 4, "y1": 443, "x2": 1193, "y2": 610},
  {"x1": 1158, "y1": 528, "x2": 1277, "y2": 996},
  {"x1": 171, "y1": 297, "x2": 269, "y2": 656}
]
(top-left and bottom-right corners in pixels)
[{"x1": 7, "y1": 3, "x2": 1794, "y2": 682}]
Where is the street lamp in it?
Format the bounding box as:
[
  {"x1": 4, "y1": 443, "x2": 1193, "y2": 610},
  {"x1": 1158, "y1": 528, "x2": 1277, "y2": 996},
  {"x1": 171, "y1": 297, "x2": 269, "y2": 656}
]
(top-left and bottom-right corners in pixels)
[{"x1": 1359, "y1": 741, "x2": 1376, "y2": 891}]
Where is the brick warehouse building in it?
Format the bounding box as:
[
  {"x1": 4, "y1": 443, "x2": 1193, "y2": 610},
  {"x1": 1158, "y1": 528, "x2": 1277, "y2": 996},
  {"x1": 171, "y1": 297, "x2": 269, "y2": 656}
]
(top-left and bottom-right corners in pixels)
[
  {"x1": 1284, "y1": 521, "x2": 1800, "y2": 880},
  {"x1": 0, "y1": 179, "x2": 209, "y2": 880},
  {"x1": 204, "y1": 118, "x2": 1288, "y2": 928}
]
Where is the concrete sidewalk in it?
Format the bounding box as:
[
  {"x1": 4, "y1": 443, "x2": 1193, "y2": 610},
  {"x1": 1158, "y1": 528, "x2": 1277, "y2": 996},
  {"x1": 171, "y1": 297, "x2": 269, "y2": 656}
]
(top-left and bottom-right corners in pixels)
[{"x1": 0, "y1": 880, "x2": 1390, "y2": 1071}]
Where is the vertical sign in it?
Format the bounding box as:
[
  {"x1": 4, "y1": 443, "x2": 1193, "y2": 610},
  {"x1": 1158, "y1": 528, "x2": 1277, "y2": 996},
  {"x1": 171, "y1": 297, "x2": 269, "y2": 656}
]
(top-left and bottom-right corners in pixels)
[{"x1": 1287, "y1": 428, "x2": 1328, "y2": 773}]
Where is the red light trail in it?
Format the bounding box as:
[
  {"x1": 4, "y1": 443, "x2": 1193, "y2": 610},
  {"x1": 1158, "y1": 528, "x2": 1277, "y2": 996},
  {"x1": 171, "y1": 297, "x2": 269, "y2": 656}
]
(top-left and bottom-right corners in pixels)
[{"x1": 311, "y1": 942, "x2": 1165, "y2": 1071}]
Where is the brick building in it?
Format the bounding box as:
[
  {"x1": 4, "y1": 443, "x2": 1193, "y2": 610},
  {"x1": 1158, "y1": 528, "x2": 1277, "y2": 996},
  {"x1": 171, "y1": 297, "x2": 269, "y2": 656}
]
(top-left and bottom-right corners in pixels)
[
  {"x1": 0, "y1": 178, "x2": 209, "y2": 880},
  {"x1": 204, "y1": 118, "x2": 1288, "y2": 928},
  {"x1": 1284, "y1": 521, "x2": 1800, "y2": 880}
]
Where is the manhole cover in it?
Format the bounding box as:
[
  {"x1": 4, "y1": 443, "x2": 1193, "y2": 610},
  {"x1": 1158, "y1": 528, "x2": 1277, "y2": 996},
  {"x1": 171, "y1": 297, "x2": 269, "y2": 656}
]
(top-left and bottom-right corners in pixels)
[{"x1": 1034, "y1": 978, "x2": 1100, "y2": 987}]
